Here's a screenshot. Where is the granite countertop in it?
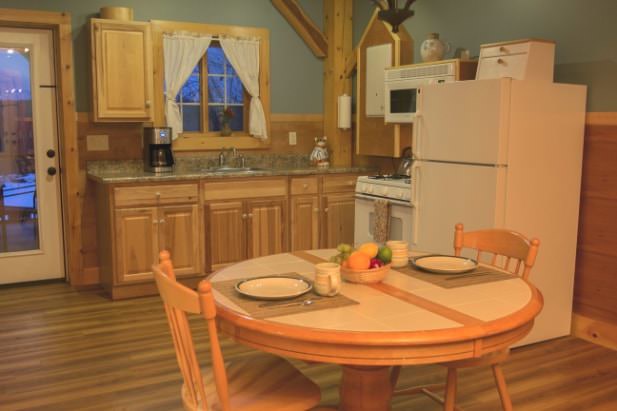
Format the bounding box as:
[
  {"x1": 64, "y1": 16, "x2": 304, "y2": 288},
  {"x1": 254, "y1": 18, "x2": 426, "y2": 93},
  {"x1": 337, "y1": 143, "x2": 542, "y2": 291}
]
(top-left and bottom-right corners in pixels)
[{"x1": 87, "y1": 157, "x2": 373, "y2": 184}]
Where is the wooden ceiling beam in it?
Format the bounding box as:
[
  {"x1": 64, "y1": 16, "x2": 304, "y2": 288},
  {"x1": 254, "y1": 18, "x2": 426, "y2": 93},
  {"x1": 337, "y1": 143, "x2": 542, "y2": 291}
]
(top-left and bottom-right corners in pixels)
[
  {"x1": 271, "y1": 0, "x2": 328, "y2": 58},
  {"x1": 344, "y1": 47, "x2": 358, "y2": 78}
]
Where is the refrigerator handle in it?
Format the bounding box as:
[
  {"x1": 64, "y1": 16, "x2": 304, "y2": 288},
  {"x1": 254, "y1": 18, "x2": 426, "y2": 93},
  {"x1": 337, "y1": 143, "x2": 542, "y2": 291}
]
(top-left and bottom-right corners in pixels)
[
  {"x1": 410, "y1": 161, "x2": 420, "y2": 245},
  {"x1": 412, "y1": 111, "x2": 423, "y2": 159}
]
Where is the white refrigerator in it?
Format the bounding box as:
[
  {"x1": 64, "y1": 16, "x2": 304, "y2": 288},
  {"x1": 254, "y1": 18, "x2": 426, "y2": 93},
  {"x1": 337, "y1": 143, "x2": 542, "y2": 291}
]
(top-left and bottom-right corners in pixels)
[{"x1": 410, "y1": 78, "x2": 587, "y2": 345}]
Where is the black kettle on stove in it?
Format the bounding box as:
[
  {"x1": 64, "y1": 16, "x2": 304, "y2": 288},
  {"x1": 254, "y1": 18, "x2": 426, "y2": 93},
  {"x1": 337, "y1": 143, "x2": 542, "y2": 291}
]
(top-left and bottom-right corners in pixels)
[{"x1": 396, "y1": 147, "x2": 412, "y2": 177}]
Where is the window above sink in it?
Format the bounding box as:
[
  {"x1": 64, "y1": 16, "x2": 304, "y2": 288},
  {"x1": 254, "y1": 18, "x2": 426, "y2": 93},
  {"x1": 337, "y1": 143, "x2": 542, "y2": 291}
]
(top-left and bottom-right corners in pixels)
[{"x1": 150, "y1": 20, "x2": 271, "y2": 152}]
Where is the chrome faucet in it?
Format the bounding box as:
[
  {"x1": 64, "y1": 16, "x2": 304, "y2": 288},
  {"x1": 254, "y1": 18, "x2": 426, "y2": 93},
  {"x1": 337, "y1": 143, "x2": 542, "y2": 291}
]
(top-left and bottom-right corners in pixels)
[{"x1": 218, "y1": 147, "x2": 239, "y2": 167}]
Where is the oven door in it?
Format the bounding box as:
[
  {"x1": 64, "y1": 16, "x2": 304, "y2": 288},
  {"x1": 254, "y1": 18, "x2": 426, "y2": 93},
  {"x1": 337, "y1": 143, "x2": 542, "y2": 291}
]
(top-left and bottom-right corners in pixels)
[{"x1": 354, "y1": 194, "x2": 413, "y2": 246}]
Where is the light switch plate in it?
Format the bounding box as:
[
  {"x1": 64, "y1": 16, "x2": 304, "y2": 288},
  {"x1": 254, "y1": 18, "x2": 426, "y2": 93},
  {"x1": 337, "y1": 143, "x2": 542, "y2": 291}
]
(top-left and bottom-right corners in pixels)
[
  {"x1": 86, "y1": 134, "x2": 109, "y2": 151},
  {"x1": 289, "y1": 131, "x2": 297, "y2": 146}
]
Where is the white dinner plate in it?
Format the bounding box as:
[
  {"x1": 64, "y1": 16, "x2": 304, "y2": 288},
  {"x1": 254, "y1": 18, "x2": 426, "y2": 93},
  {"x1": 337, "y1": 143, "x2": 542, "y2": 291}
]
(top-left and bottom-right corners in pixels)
[
  {"x1": 235, "y1": 275, "x2": 312, "y2": 300},
  {"x1": 411, "y1": 255, "x2": 478, "y2": 274}
]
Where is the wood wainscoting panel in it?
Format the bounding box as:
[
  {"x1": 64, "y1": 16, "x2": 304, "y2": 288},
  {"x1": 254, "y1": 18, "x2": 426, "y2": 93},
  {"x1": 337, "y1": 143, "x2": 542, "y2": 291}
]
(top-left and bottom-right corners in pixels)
[{"x1": 573, "y1": 120, "x2": 617, "y2": 348}]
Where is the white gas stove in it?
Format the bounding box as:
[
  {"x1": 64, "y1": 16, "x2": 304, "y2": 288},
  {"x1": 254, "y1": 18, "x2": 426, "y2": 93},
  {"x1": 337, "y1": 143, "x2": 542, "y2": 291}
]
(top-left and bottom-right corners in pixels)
[
  {"x1": 354, "y1": 175, "x2": 414, "y2": 246},
  {"x1": 355, "y1": 175, "x2": 412, "y2": 205}
]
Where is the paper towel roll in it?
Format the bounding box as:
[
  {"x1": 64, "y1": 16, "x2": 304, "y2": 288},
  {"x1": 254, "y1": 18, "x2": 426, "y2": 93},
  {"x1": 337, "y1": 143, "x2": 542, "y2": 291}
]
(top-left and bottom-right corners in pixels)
[{"x1": 338, "y1": 94, "x2": 351, "y2": 129}]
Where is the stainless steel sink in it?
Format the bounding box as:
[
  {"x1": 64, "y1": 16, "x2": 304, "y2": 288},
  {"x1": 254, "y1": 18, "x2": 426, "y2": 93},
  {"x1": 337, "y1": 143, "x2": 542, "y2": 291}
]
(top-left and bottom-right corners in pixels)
[{"x1": 206, "y1": 166, "x2": 268, "y2": 173}]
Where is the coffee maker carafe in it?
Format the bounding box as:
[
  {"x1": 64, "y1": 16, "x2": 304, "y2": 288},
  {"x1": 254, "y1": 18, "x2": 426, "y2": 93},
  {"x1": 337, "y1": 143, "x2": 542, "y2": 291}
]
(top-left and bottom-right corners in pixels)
[{"x1": 144, "y1": 127, "x2": 174, "y2": 173}]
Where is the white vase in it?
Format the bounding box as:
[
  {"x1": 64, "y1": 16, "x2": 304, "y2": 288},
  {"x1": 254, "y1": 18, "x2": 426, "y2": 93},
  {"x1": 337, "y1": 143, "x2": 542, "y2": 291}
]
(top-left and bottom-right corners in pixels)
[{"x1": 420, "y1": 33, "x2": 450, "y2": 62}]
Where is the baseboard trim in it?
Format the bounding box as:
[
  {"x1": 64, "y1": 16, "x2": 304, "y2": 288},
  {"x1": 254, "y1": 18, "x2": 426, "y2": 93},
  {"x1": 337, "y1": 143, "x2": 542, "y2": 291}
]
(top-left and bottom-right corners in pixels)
[
  {"x1": 572, "y1": 313, "x2": 617, "y2": 351},
  {"x1": 586, "y1": 112, "x2": 617, "y2": 126}
]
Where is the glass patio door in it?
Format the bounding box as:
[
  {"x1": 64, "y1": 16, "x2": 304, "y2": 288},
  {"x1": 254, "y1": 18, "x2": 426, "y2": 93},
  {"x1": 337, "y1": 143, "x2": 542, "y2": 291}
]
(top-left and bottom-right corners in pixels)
[{"x1": 0, "y1": 27, "x2": 64, "y2": 284}]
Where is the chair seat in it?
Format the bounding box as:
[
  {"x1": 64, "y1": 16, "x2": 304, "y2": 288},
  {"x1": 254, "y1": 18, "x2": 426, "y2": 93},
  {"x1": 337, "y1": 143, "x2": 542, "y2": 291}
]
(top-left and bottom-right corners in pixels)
[{"x1": 182, "y1": 353, "x2": 321, "y2": 411}]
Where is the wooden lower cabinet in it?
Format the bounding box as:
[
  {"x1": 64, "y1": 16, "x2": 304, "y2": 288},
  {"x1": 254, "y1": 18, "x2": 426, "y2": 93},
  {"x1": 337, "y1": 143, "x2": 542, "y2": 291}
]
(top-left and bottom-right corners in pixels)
[
  {"x1": 322, "y1": 192, "x2": 356, "y2": 248},
  {"x1": 159, "y1": 204, "x2": 201, "y2": 277},
  {"x1": 114, "y1": 207, "x2": 159, "y2": 284},
  {"x1": 205, "y1": 200, "x2": 246, "y2": 271},
  {"x1": 247, "y1": 198, "x2": 287, "y2": 258},
  {"x1": 290, "y1": 195, "x2": 320, "y2": 251},
  {"x1": 95, "y1": 174, "x2": 360, "y2": 296},
  {"x1": 96, "y1": 182, "x2": 202, "y2": 299},
  {"x1": 205, "y1": 197, "x2": 287, "y2": 271}
]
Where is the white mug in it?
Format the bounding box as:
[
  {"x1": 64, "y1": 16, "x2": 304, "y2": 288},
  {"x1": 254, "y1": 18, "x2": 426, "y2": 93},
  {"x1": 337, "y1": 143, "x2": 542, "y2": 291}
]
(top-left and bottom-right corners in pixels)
[{"x1": 314, "y1": 262, "x2": 341, "y2": 297}]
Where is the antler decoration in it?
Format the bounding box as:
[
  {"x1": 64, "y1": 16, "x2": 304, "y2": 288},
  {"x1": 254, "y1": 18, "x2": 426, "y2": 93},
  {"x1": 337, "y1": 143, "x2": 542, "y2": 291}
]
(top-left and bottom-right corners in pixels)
[{"x1": 371, "y1": 0, "x2": 417, "y2": 33}]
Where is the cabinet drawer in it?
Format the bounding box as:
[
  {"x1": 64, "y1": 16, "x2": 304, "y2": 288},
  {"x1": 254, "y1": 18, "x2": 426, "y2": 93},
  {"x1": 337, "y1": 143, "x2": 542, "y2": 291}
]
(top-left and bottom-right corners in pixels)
[
  {"x1": 323, "y1": 175, "x2": 358, "y2": 193},
  {"x1": 203, "y1": 178, "x2": 287, "y2": 201},
  {"x1": 480, "y1": 41, "x2": 529, "y2": 58},
  {"x1": 290, "y1": 176, "x2": 319, "y2": 195},
  {"x1": 114, "y1": 183, "x2": 199, "y2": 207},
  {"x1": 477, "y1": 54, "x2": 528, "y2": 81}
]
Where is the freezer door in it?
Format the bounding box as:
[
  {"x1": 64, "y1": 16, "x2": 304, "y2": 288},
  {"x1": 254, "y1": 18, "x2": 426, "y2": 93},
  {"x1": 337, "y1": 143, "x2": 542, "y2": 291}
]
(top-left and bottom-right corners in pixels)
[
  {"x1": 411, "y1": 161, "x2": 507, "y2": 254},
  {"x1": 415, "y1": 78, "x2": 510, "y2": 165}
]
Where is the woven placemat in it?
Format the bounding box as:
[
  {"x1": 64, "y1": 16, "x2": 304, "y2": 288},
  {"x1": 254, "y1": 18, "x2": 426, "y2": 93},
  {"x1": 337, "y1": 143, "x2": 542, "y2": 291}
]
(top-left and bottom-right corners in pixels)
[
  {"x1": 212, "y1": 273, "x2": 358, "y2": 319},
  {"x1": 396, "y1": 263, "x2": 515, "y2": 289}
]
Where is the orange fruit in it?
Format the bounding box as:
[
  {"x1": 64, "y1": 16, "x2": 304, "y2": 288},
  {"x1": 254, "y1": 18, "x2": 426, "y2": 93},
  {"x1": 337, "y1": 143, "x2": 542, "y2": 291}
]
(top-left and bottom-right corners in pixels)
[
  {"x1": 357, "y1": 242, "x2": 379, "y2": 258},
  {"x1": 347, "y1": 251, "x2": 371, "y2": 270}
]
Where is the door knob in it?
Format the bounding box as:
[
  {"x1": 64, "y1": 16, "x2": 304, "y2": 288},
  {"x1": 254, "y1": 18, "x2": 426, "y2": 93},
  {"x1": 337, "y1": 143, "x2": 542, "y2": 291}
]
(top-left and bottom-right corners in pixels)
[
  {"x1": 47, "y1": 166, "x2": 57, "y2": 176},
  {"x1": 46, "y1": 149, "x2": 56, "y2": 158}
]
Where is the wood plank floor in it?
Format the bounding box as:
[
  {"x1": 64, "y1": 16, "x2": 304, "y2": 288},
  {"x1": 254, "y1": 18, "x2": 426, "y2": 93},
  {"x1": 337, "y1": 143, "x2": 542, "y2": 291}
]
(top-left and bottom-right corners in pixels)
[{"x1": 1, "y1": 281, "x2": 616, "y2": 410}]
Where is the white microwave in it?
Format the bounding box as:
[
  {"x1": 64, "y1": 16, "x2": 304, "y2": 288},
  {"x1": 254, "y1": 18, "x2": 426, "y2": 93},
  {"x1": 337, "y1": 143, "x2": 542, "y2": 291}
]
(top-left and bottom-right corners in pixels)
[{"x1": 384, "y1": 62, "x2": 457, "y2": 123}]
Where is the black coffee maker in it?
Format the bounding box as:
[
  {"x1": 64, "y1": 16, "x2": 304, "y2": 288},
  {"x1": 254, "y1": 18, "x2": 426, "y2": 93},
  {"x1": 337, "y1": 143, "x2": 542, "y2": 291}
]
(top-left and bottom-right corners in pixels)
[{"x1": 144, "y1": 127, "x2": 174, "y2": 173}]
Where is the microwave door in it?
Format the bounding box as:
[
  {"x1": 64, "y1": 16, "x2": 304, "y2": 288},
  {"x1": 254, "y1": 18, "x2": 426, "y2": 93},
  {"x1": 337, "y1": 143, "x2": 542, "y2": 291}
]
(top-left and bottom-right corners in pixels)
[
  {"x1": 385, "y1": 82, "x2": 419, "y2": 123},
  {"x1": 391, "y1": 89, "x2": 417, "y2": 116}
]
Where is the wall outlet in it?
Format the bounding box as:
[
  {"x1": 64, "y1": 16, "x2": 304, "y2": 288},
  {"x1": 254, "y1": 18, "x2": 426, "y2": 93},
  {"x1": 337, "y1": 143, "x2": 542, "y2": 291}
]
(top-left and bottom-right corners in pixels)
[
  {"x1": 288, "y1": 131, "x2": 297, "y2": 146},
  {"x1": 86, "y1": 134, "x2": 109, "y2": 151}
]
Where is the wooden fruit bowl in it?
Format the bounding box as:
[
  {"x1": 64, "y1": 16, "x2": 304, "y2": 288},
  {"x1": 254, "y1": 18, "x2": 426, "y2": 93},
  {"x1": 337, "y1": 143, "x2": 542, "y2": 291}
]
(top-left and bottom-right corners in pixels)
[{"x1": 341, "y1": 264, "x2": 391, "y2": 284}]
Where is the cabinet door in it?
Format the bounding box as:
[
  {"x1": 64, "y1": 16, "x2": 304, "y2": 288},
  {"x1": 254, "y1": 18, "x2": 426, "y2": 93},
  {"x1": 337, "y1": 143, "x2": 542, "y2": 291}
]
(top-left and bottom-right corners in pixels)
[
  {"x1": 205, "y1": 201, "x2": 246, "y2": 271},
  {"x1": 114, "y1": 207, "x2": 158, "y2": 284},
  {"x1": 290, "y1": 195, "x2": 319, "y2": 251},
  {"x1": 247, "y1": 198, "x2": 287, "y2": 259},
  {"x1": 160, "y1": 204, "x2": 202, "y2": 277},
  {"x1": 91, "y1": 19, "x2": 153, "y2": 121},
  {"x1": 322, "y1": 193, "x2": 356, "y2": 248}
]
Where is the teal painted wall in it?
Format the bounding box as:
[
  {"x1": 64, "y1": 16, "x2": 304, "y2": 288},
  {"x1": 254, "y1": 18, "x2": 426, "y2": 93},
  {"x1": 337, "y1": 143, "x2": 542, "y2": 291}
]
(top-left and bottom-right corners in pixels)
[
  {"x1": 0, "y1": 0, "x2": 324, "y2": 113},
  {"x1": 353, "y1": 0, "x2": 617, "y2": 111}
]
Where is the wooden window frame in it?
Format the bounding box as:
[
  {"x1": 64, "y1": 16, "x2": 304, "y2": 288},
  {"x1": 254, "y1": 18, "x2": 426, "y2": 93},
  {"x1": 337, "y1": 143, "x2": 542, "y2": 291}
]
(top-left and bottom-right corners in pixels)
[{"x1": 150, "y1": 20, "x2": 271, "y2": 151}]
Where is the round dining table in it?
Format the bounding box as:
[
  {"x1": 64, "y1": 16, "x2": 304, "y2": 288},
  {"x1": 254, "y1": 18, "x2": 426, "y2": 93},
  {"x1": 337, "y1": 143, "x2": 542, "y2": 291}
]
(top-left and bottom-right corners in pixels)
[{"x1": 209, "y1": 249, "x2": 543, "y2": 411}]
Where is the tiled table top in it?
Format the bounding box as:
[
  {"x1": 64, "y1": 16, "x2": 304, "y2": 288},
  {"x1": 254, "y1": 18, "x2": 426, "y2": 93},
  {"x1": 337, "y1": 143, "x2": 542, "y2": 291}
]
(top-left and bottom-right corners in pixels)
[{"x1": 210, "y1": 249, "x2": 534, "y2": 333}]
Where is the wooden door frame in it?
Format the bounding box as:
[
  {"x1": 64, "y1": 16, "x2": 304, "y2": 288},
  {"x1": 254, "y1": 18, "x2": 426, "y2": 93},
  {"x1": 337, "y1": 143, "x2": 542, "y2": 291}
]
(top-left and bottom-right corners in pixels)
[{"x1": 0, "y1": 9, "x2": 79, "y2": 283}]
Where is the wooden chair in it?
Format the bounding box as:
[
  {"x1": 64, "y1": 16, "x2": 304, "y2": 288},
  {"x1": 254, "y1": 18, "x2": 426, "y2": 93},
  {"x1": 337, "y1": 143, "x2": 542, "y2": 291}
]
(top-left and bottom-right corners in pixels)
[
  {"x1": 153, "y1": 250, "x2": 322, "y2": 411},
  {"x1": 391, "y1": 223, "x2": 540, "y2": 411}
]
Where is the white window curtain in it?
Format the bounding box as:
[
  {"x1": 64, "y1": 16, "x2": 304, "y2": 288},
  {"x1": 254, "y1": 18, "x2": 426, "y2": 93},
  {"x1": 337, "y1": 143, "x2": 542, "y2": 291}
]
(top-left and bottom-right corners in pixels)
[
  {"x1": 219, "y1": 37, "x2": 267, "y2": 140},
  {"x1": 163, "y1": 33, "x2": 212, "y2": 140}
]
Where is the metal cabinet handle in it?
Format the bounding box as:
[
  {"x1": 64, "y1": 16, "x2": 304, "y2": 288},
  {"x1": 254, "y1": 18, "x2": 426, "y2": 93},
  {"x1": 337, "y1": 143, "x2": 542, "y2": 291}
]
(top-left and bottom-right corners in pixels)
[
  {"x1": 324, "y1": 207, "x2": 329, "y2": 213},
  {"x1": 145, "y1": 100, "x2": 151, "y2": 108},
  {"x1": 242, "y1": 213, "x2": 247, "y2": 219},
  {"x1": 248, "y1": 213, "x2": 253, "y2": 218},
  {"x1": 159, "y1": 219, "x2": 165, "y2": 224}
]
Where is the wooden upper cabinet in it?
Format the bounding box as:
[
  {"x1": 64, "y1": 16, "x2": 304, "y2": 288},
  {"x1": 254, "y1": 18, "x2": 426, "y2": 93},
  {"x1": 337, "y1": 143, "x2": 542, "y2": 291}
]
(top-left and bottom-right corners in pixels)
[{"x1": 90, "y1": 19, "x2": 154, "y2": 122}]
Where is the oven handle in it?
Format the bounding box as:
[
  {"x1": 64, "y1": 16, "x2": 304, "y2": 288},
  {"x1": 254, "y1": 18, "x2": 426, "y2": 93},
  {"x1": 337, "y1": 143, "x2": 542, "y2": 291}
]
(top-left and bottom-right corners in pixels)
[{"x1": 354, "y1": 193, "x2": 412, "y2": 207}]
